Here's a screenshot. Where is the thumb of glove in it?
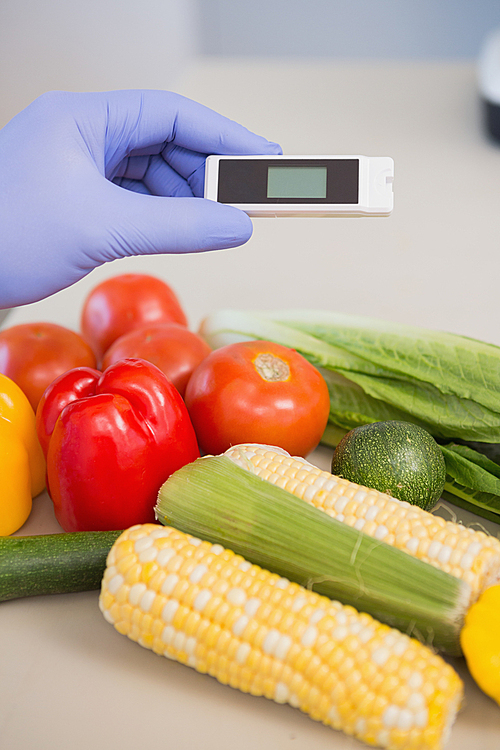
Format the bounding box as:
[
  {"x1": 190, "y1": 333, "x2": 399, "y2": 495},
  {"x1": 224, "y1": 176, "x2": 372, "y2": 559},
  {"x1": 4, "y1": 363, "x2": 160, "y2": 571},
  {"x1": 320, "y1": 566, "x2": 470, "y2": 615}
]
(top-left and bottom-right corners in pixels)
[{"x1": 87, "y1": 178, "x2": 254, "y2": 262}]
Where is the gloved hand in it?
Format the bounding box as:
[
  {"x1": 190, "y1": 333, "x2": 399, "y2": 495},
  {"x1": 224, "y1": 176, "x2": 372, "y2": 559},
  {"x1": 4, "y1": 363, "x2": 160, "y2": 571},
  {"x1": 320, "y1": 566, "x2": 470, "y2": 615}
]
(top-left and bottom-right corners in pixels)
[{"x1": 0, "y1": 90, "x2": 282, "y2": 308}]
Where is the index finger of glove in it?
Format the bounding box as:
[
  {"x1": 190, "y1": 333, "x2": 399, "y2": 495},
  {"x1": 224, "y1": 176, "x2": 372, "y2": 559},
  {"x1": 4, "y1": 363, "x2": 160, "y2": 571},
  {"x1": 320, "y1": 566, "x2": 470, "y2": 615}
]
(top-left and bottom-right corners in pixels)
[{"x1": 102, "y1": 89, "x2": 282, "y2": 162}]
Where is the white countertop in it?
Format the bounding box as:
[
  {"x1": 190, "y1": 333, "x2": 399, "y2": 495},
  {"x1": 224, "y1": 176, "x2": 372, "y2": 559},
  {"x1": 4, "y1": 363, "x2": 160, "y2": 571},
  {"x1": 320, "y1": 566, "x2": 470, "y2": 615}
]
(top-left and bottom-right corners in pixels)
[{"x1": 1, "y1": 58, "x2": 500, "y2": 749}]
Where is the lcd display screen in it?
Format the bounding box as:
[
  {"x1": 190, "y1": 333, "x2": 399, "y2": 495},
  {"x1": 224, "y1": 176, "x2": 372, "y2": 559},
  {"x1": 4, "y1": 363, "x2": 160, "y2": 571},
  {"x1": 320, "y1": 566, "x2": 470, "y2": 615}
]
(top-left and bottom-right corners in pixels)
[{"x1": 267, "y1": 166, "x2": 327, "y2": 199}]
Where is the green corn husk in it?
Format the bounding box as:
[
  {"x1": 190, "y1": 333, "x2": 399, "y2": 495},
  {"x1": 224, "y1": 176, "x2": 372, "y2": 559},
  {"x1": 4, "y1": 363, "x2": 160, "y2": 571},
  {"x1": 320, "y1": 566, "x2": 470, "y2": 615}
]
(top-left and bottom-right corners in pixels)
[{"x1": 156, "y1": 455, "x2": 471, "y2": 655}]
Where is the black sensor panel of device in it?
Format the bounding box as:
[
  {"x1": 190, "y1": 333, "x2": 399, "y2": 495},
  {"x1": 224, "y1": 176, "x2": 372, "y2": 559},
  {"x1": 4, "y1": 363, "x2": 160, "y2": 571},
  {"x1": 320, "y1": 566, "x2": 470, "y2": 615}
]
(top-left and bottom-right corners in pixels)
[{"x1": 217, "y1": 159, "x2": 359, "y2": 204}]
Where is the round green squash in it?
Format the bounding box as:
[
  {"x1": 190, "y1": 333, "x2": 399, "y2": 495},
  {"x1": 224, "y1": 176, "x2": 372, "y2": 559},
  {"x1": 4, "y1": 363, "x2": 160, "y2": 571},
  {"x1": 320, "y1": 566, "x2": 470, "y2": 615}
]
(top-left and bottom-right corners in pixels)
[{"x1": 330, "y1": 420, "x2": 446, "y2": 511}]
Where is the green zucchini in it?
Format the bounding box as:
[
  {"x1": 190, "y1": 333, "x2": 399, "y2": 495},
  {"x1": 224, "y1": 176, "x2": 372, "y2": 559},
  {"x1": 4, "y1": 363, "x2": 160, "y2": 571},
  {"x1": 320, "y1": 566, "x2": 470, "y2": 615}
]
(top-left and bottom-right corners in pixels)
[
  {"x1": 331, "y1": 420, "x2": 446, "y2": 511},
  {"x1": 0, "y1": 530, "x2": 121, "y2": 602}
]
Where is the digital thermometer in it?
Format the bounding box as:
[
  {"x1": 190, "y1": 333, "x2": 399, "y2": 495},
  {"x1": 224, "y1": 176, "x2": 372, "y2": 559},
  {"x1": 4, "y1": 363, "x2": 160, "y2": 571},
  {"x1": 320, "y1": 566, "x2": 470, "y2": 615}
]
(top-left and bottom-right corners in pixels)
[{"x1": 204, "y1": 155, "x2": 394, "y2": 217}]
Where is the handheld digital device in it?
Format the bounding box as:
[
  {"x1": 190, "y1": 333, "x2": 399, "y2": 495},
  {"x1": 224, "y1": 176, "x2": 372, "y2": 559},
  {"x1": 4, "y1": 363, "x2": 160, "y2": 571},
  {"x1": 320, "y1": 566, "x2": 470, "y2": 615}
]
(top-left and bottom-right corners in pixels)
[{"x1": 204, "y1": 154, "x2": 394, "y2": 217}]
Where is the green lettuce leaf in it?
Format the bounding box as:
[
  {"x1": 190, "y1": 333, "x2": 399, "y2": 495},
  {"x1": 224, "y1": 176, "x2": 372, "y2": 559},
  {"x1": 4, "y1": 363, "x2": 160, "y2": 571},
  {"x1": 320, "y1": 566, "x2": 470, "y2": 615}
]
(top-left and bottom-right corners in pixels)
[
  {"x1": 442, "y1": 443, "x2": 500, "y2": 479},
  {"x1": 318, "y1": 368, "x2": 433, "y2": 433},
  {"x1": 440, "y1": 444, "x2": 500, "y2": 521},
  {"x1": 267, "y1": 310, "x2": 500, "y2": 413},
  {"x1": 342, "y1": 370, "x2": 500, "y2": 442}
]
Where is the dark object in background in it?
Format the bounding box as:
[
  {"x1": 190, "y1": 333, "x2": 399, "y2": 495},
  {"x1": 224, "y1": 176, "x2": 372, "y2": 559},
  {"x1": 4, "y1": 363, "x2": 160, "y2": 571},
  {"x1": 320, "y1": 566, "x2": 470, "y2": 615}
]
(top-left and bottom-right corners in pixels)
[
  {"x1": 484, "y1": 100, "x2": 500, "y2": 142},
  {"x1": 479, "y1": 28, "x2": 500, "y2": 143}
]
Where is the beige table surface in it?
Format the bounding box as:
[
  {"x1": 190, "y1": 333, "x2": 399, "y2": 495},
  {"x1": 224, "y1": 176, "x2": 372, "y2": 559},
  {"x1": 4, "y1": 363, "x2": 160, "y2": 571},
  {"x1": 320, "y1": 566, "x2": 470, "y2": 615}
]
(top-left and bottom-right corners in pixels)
[{"x1": 1, "y1": 58, "x2": 500, "y2": 749}]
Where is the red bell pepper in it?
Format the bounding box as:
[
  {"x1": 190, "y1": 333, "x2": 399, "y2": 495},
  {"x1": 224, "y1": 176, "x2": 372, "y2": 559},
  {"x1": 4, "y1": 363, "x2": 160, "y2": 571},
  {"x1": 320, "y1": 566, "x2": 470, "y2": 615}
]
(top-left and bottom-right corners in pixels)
[{"x1": 36, "y1": 358, "x2": 200, "y2": 531}]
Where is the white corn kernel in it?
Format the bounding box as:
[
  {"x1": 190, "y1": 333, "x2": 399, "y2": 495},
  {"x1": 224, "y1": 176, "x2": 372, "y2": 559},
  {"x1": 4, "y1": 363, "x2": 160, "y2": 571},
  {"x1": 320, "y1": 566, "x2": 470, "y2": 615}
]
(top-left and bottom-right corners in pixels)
[
  {"x1": 263, "y1": 629, "x2": 281, "y2": 655},
  {"x1": 407, "y1": 692, "x2": 425, "y2": 711},
  {"x1": 140, "y1": 590, "x2": 156, "y2": 613},
  {"x1": 161, "y1": 624, "x2": 176, "y2": 646},
  {"x1": 382, "y1": 705, "x2": 399, "y2": 728},
  {"x1": 414, "y1": 708, "x2": 429, "y2": 728},
  {"x1": 332, "y1": 626, "x2": 348, "y2": 641},
  {"x1": 291, "y1": 596, "x2": 307, "y2": 612},
  {"x1": 372, "y1": 646, "x2": 390, "y2": 666},
  {"x1": 134, "y1": 536, "x2": 153, "y2": 553},
  {"x1": 374, "y1": 525, "x2": 389, "y2": 541},
  {"x1": 139, "y1": 547, "x2": 158, "y2": 564},
  {"x1": 437, "y1": 545, "x2": 453, "y2": 565},
  {"x1": 107, "y1": 574, "x2": 124, "y2": 595},
  {"x1": 408, "y1": 672, "x2": 424, "y2": 690},
  {"x1": 157, "y1": 548, "x2": 176, "y2": 567},
  {"x1": 275, "y1": 634, "x2": 292, "y2": 660},
  {"x1": 309, "y1": 608, "x2": 326, "y2": 624},
  {"x1": 236, "y1": 642, "x2": 251, "y2": 664},
  {"x1": 397, "y1": 708, "x2": 413, "y2": 732},
  {"x1": 227, "y1": 587, "x2": 247, "y2": 607},
  {"x1": 232, "y1": 615, "x2": 249, "y2": 637},
  {"x1": 427, "y1": 541, "x2": 442, "y2": 559},
  {"x1": 193, "y1": 589, "x2": 212, "y2": 612},
  {"x1": 244, "y1": 598, "x2": 261, "y2": 617},
  {"x1": 161, "y1": 600, "x2": 179, "y2": 623},
  {"x1": 405, "y1": 538, "x2": 420, "y2": 554},
  {"x1": 301, "y1": 625, "x2": 318, "y2": 648},
  {"x1": 274, "y1": 682, "x2": 289, "y2": 704},
  {"x1": 161, "y1": 574, "x2": 179, "y2": 596},
  {"x1": 129, "y1": 582, "x2": 147, "y2": 606},
  {"x1": 189, "y1": 564, "x2": 208, "y2": 584}
]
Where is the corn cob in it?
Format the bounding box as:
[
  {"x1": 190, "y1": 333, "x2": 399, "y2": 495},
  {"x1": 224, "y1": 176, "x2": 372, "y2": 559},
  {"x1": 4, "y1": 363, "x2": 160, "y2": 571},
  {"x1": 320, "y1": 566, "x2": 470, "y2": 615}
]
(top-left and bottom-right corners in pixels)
[
  {"x1": 156, "y1": 452, "x2": 471, "y2": 654},
  {"x1": 99, "y1": 523, "x2": 463, "y2": 750},
  {"x1": 225, "y1": 444, "x2": 500, "y2": 602}
]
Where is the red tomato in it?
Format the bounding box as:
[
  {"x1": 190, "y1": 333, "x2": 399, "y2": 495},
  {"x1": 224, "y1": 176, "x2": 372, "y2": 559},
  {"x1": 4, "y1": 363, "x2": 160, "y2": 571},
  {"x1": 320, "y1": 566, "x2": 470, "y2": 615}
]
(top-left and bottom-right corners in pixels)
[
  {"x1": 80, "y1": 273, "x2": 188, "y2": 361},
  {"x1": 0, "y1": 322, "x2": 97, "y2": 412},
  {"x1": 101, "y1": 323, "x2": 212, "y2": 397},
  {"x1": 184, "y1": 340, "x2": 330, "y2": 457}
]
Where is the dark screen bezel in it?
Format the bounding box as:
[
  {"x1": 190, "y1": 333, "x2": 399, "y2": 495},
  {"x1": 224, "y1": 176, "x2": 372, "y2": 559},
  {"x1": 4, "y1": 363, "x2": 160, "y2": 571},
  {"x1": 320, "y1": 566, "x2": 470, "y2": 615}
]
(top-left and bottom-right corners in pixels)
[{"x1": 217, "y1": 158, "x2": 359, "y2": 204}]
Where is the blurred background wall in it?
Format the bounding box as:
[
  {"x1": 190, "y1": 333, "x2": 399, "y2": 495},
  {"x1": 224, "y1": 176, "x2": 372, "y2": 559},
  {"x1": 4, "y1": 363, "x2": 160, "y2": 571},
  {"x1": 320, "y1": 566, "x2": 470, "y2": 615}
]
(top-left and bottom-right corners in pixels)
[
  {"x1": 2, "y1": 1, "x2": 500, "y2": 129},
  {"x1": 0, "y1": 0, "x2": 199, "y2": 127},
  {"x1": 198, "y1": 1, "x2": 500, "y2": 59}
]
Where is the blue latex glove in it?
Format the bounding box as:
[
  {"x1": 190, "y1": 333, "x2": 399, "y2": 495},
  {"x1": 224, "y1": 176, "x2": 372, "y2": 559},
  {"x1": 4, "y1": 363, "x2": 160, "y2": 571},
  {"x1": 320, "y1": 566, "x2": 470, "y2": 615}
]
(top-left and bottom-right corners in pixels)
[{"x1": 0, "y1": 90, "x2": 282, "y2": 308}]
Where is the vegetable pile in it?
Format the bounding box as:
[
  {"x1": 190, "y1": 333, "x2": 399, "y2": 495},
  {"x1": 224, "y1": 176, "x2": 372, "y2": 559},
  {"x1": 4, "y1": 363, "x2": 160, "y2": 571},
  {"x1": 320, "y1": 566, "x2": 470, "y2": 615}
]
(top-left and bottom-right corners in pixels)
[
  {"x1": 0, "y1": 274, "x2": 333, "y2": 533},
  {"x1": 1, "y1": 271, "x2": 500, "y2": 750},
  {"x1": 200, "y1": 308, "x2": 500, "y2": 524}
]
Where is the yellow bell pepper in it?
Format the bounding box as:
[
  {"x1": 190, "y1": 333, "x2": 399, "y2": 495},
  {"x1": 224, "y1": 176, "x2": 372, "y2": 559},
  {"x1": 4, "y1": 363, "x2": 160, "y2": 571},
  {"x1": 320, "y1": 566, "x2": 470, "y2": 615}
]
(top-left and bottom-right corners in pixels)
[
  {"x1": 0, "y1": 373, "x2": 46, "y2": 535},
  {"x1": 460, "y1": 584, "x2": 500, "y2": 706}
]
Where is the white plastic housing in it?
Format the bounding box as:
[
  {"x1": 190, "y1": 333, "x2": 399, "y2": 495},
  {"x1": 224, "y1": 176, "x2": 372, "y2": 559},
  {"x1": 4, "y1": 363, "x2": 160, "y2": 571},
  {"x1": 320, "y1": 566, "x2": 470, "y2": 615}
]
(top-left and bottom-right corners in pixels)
[{"x1": 204, "y1": 154, "x2": 394, "y2": 217}]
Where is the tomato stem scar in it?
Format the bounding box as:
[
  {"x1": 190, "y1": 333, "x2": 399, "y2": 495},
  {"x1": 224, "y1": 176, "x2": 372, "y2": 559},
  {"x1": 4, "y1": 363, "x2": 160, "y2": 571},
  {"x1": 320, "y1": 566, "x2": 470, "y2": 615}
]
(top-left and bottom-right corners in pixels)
[{"x1": 253, "y1": 353, "x2": 290, "y2": 382}]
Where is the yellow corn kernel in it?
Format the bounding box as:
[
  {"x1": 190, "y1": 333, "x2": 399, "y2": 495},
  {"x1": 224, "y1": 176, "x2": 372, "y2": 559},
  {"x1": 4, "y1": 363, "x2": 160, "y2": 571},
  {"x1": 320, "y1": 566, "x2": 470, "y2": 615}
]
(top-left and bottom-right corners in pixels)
[
  {"x1": 225, "y1": 444, "x2": 500, "y2": 601},
  {"x1": 100, "y1": 524, "x2": 463, "y2": 750}
]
